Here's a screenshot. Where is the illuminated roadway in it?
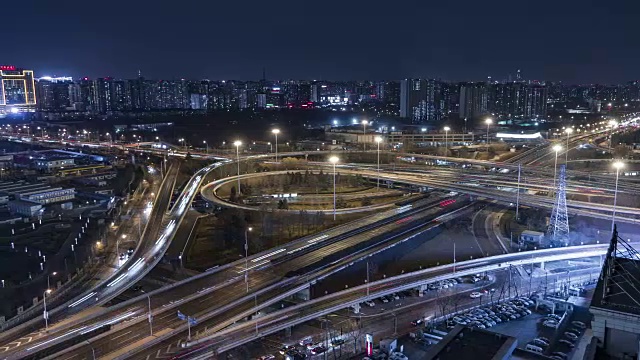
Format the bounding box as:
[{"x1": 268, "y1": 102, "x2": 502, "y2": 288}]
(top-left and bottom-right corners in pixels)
[
  {"x1": 0, "y1": 160, "x2": 220, "y2": 357},
  {"x1": 164, "y1": 243, "x2": 609, "y2": 359},
  {"x1": 11, "y1": 196, "x2": 465, "y2": 359}
]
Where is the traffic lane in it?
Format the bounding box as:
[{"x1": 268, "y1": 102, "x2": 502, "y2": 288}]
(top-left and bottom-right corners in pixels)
[
  {"x1": 128, "y1": 278, "x2": 304, "y2": 360},
  {"x1": 273, "y1": 205, "x2": 447, "y2": 276},
  {"x1": 58, "y1": 272, "x2": 282, "y2": 359},
  {"x1": 3, "y1": 166, "x2": 182, "y2": 357},
  {"x1": 0, "y1": 169, "x2": 170, "y2": 356}
]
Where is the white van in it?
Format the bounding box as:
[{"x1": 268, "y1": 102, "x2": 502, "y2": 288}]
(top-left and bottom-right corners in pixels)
[{"x1": 526, "y1": 344, "x2": 543, "y2": 353}]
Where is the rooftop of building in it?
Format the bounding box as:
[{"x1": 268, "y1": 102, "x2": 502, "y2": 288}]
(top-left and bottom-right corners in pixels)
[{"x1": 423, "y1": 325, "x2": 517, "y2": 360}]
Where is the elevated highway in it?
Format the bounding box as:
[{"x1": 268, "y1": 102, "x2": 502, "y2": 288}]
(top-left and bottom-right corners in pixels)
[{"x1": 173, "y1": 243, "x2": 608, "y2": 358}]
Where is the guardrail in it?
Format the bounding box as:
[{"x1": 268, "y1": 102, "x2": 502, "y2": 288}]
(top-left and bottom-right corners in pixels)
[{"x1": 187, "y1": 244, "x2": 608, "y2": 353}]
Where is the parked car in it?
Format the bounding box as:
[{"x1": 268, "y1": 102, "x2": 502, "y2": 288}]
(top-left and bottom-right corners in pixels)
[
  {"x1": 329, "y1": 338, "x2": 345, "y2": 347},
  {"x1": 558, "y1": 339, "x2": 575, "y2": 348},
  {"x1": 551, "y1": 352, "x2": 568, "y2": 360},
  {"x1": 543, "y1": 320, "x2": 558, "y2": 328},
  {"x1": 280, "y1": 345, "x2": 296, "y2": 355},
  {"x1": 380, "y1": 296, "x2": 390, "y2": 303},
  {"x1": 411, "y1": 318, "x2": 423, "y2": 326},
  {"x1": 364, "y1": 300, "x2": 375, "y2": 307},
  {"x1": 564, "y1": 332, "x2": 579, "y2": 341},
  {"x1": 258, "y1": 355, "x2": 275, "y2": 360},
  {"x1": 572, "y1": 320, "x2": 586, "y2": 329},
  {"x1": 469, "y1": 292, "x2": 483, "y2": 298},
  {"x1": 532, "y1": 338, "x2": 549, "y2": 347},
  {"x1": 311, "y1": 346, "x2": 326, "y2": 355},
  {"x1": 548, "y1": 314, "x2": 562, "y2": 321}
]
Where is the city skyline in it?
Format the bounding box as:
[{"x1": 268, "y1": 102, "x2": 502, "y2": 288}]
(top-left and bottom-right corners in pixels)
[{"x1": 6, "y1": 0, "x2": 640, "y2": 83}]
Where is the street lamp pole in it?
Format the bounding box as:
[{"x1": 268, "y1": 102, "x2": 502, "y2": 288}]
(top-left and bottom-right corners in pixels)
[
  {"x1": 47, "y1": 272, "x2": 57, "y2": 289},
  {"x1": 329, "y1": 156, "x2": 339, "y2": 220},
  {"x1": 272, "y1": 129, "x2": 280, "y2": 163},
  {"x1": 565, "y1": 128, "x2": 573, "y2": 164},
  {"x1": 43, "y1": 289, "x2": 51, "y2": 331},
  {"x1": 245, "y1": 227, "x2": 252, "y2": 292},
  {"x1": 203, "y1": 140, "x2": 208, "y2": 154},
  {"x1": 362, "y1": 120, "x2": 368, "y2": 151},
  {"x1": 609, "y1": 120, "x2": 618, "y2": 152},
  {"x1": 375, "y1": 137, "x2": 382, "y2": 190},
  {"x1": 443, "y1": 126, "x2": 450, "y2": 156},
  {"x1": 485, "y1": 118, "x2": 493, "y2": 152},
  {"x1": 552, "y1": 144, "x2": 562, "y2": 191},
  {"x1": 234, "y1": 140, "x2": 242, "y2": 195},
  {"x1": 612, "y1": 161, "x2": 624, "y2": 232}
]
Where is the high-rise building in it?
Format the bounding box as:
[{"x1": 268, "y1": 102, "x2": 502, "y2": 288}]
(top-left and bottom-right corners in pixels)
[
  {"x1": 0, "y1": 65, "x2": 36, "y2": 113},
  {"x1": 400, "y1": 79, "x2": 427, "y2": 123},
  {"x1": 459, "y1": 82, "x2": 489, "y2": 120},
  {"x1": 401, "y1": 79, "x2": 450, "y2": 123}
]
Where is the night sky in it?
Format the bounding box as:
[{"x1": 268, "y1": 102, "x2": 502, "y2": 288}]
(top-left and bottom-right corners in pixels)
[{"x1": 5, "y1": 0, "x2": 639, "y2": 83}]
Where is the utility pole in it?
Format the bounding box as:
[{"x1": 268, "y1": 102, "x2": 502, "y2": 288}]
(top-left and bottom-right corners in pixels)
[
  {"x1": 515, "y1": 163, "x2": 521, "y2": 220},
  {"x1": 366, "y1": 261, "x2": 370, "y2": 296}
]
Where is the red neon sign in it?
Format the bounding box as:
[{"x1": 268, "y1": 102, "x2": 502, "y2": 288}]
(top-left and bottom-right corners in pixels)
[{"x1": 0, "y1": 65, "x2": 16, "y2": 71}]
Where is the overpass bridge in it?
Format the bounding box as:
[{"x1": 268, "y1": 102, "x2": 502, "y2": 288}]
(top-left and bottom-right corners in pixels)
[{"x1": 172, "y1": 243, "x2": 608, "y2": 358}]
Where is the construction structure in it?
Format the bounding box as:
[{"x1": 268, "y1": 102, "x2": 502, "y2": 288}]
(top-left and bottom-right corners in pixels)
[
  {"x1": 590, "y1": 226, "x2": 640, "y2": 359},
  {"x1": 547, "y1": 164, "x2": 570, "y2": 246}
]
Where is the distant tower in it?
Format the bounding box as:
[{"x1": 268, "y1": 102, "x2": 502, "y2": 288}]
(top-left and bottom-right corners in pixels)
[
  {"x1": 516, "y1": 69, "x2": 522, "y2": 81},
  {"x1": 547, "y1": 164, "x2": 570, "y2": 246}
]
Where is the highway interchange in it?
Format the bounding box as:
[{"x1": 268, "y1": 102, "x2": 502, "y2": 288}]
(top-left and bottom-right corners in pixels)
[{"x1": 0, "y1": 118, "x2": 638, "y2": 359}]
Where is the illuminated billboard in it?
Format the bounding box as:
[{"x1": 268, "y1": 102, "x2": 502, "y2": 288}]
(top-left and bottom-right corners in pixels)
[{"x1": 0, "y1": 66, "x2": 36, "y2": 109}]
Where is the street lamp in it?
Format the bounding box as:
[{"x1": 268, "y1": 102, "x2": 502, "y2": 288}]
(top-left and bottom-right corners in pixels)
[
  {"x1": 609, "y1": 120, "x2": 618, "y2": 152},
  {"x1": 552, "y1": 144, "x2": 563, "y2": 191},
  {"x1": 329, "y1": 156, "x2": 339, "y2": 220},
  {"x1": 565, "y1": 128, "x2": 573, "y2": 164},
  {"x1": 234, "y1": 140, "x2": 242, "y2": 195},
  {"x1": 203, "y1": 140, "x2": 208, "y2": 154},
  {"x1": 272, "y1": 129, "x2": 280, "y2": 163},
  {"x1": 612, "y1": 161, "x2": 624, "y2": 232},
  {"x1": 362, "y1": 120, "x2": 368, "y2": 151},
  {"x1": 179, "y1": 138, "x2": 186, "y2": 150},
  {"x1": 43, "y1": 289, "x2": 52, "y2": 331},
  {"x1": 375, "y1": 137, "x2": 383, "y2": 189},
  {"x1": 47, "y1": 271, "x2": 57, "y2": 289},
  {"x1": 485, "y1": 118, "x2": 493, "y2": 151},
  {"x1": 443, "y1": 126, "x2": 451, "y2": 156},
  {"x1": 244, "y1": 227, "x2": 252, "y2": 292}
]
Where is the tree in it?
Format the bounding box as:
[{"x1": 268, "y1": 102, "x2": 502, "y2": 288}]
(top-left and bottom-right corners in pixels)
[
  {"x1": 361, "y1": 197, "x2": 372, "y2": 207},
  {"x1": 346, "y1": 319, "x2": 364, "y2": 354},
  {"x1": 277, "y1": 199, "x2": 289, "y2": 210}
]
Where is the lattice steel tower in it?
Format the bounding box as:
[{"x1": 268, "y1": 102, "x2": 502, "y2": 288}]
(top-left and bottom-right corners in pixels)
[{"x1": 547, "y1": 164, "x2": 570, "y2": 245}]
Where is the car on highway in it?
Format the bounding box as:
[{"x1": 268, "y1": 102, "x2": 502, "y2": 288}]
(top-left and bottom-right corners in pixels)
[
  {"x1": 127, "y1": 247, "x2": 134, "y2": 256},
  {"x1": 411, "y1": 318, "x2": 423, "y2": 326},
  {"x1": 469, "y1": 292, "x2": 483, "y2": 298},
  {"x1": 257, "y1": 355, "x2": 275, "y2": 360}
]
